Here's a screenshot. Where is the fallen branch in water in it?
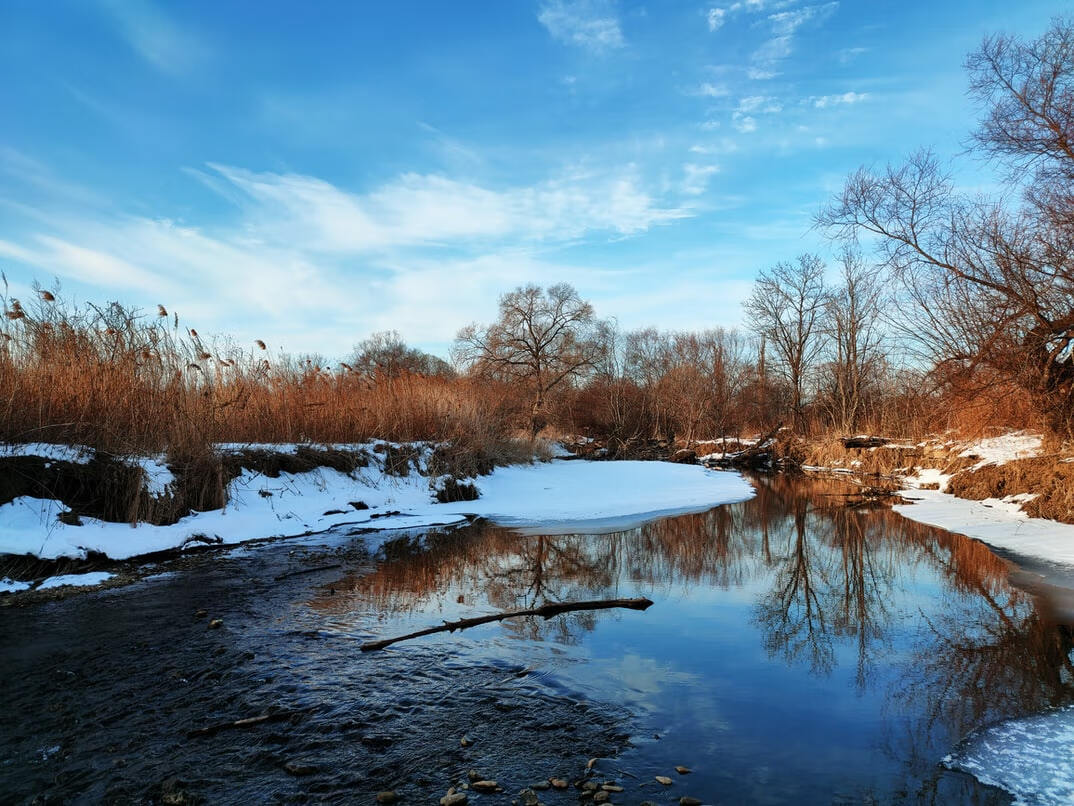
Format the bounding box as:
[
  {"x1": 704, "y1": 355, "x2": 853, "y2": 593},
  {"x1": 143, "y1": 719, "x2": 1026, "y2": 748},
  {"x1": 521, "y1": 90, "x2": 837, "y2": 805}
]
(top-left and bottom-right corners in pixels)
[{"x1": 360, "y1": 597, "x2": 655, "y2": 652}]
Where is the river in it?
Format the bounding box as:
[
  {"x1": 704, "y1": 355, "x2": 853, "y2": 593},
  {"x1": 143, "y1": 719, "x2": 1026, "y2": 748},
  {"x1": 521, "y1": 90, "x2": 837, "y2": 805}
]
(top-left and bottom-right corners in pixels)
[{"x1": 2, "y1": 474, "x2": 1071, "y2": 804}]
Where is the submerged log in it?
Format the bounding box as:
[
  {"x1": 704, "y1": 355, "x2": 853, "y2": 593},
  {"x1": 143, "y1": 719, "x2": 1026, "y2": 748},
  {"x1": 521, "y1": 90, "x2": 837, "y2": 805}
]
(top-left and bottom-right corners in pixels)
[{"x1": 360, "y1": 597, "x2": 655, "y2": 652}]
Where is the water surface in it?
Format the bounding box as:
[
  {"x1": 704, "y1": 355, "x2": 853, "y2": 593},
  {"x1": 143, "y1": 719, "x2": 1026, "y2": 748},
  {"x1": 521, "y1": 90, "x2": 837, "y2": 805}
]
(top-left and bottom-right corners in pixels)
[{"x1": 2, "y1": 474, "x2": 1072, "y2": 804}]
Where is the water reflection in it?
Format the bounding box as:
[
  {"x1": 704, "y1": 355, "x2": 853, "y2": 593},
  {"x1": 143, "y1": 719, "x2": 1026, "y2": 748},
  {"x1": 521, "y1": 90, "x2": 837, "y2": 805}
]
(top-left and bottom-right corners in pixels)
[{"x1": 310, "y1": 473, "x2": 1074, "y2": 802}]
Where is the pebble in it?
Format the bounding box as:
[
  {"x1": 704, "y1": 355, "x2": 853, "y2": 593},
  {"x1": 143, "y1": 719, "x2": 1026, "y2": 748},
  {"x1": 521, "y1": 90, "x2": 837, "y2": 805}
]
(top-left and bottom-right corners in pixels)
[
  {"x1": 519, "y1": 789, "x2": 540, "y2": 806},
  {"x1": 592, "y1": 792, "x2": 610, "y2": 804},
  {"x1": 471, "y1": 780, "x2": 499, "y2": 793},
  {"x1": 680, "y1": 798, "x2": 702, "y2": 806},
  {"x1": 586, "y1": 758, "x2": 598, "y2": 770},
  {"x1": 531, "y1": 781, "x2": 550, "y2": 791},
  {"x1": 549, "y1": 778, "x2": 568, "y2": 790},
  {"x1": 655, "y1": 776, "x2": 673, "y2": 786},
  {"x1": 283, "y1": 762, "x2": 316, "y2": 776},
  {"x1": 601, "y1": 784, "x2": 623, "y2": 792},
  {"x1": 467, "y1": 770, "x2": 481, "y2": 782},
  {"x1": 582, "y1": 781, "x2": 599, "y2": 791},
  {"x1": 675, "y1": 766, "x2": 692, "y2": 775},
  {"x1": 440, "y1": 794, "x2": 467, "y2": 806},
  {"x1": 375, "y1": 792, "x2": 397, "y2": 804},
  {"x1": 193, "y1": 609, "x2": 207, "y2": 619},
  {"x1": 460, "y1": 735, "x2": 474, "y2": 747},
  {"x1": 207, "y1": 618, "x2": 223, "y2": 629}
]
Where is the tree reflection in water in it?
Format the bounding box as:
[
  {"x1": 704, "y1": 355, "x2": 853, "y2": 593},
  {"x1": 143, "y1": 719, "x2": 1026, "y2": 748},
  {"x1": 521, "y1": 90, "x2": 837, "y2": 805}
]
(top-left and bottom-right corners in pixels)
[{"x1": 311, "y1": 472, "x2": 1074, "y2": 794}]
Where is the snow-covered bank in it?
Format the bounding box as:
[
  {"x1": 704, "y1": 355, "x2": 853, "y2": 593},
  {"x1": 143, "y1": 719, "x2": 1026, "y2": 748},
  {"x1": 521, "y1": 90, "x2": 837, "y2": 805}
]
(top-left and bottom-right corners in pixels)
[
  {"x1": 0, "y1": 454, "x2": 755, "y2": 563},
  {"x1": 943, "y1": 706, "x2": 1074, "y2": 805},
  {"x1": 889, "y1": 431, "x2": 1074, "y2": 570},
  {"x1": 894, "y1": 486, "x2": 1074, "y2": 570}
]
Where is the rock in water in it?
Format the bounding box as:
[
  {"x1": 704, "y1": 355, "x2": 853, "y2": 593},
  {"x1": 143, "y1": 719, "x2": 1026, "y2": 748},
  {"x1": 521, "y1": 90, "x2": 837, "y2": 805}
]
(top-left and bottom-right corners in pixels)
[
  {"x1": 519, "y1": 788, "x2": 540, "y2": 806},
  {"x1": 675, "y1": 766, "x2": 692, "y2": 775},
  {"x1": 467, "y1": 770, "x2": 482, "y2": 782},
  {"x1": 655, "y1": 776, "x2": 673, "y2": 785},
  {"x1": 440, "y1": 794, "x2": 467, "y2": 806},
  {"x1": 283, "y1": 761, "x2": 316, "y2": 776},
  {"x1": 680, "y1": 798, "x2": 702, "y2": 806},
  {"x1": 549, "y1": 778, "x2": 568, "y2": 790},
  {"x1": 207, "y1": 618, "x2": 223, "y2": 629},
  {"x1": 592, "y1": 792, "x2": 610, "y2": 804},
  {"x1": 471, "y1": 781, "x2": 499, "y2": 793},
  {"x1": 460, "y1": 735, "x2": 474, "y2": 747},
  {"x1": 375, "y1": 792, "x2": 398, "y2": 804}
]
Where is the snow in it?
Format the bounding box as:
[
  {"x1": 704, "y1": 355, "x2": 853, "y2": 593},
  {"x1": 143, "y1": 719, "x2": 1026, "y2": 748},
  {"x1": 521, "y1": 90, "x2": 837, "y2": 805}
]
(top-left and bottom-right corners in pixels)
[
  {"x1": 37, "y1": 571, "x2": 114, "y2": 590},
  {"x1": 0, "y1": 443, "x2": 93, "y2": 464},
  {"x1": 0, "y1": 457, "x2": 755, "y2": 562},
  {"x1": 1, "y1": 577, "x2": 32, "y2": 593},
  {"x1": 958, "y1": 432, "x2": 1042, "y2": 469},
  {"x1": 944, "y1": 706, "x2": 1074, "y2": 805},
  {"x1": 894, "y1": 488, "x2": 1074, "y2": 569}
]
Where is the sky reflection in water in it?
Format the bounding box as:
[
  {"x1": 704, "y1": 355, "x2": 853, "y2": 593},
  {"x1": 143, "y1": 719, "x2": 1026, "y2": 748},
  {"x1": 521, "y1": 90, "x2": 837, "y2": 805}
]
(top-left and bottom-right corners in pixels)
[{"x1": 314, "y1": 474, "x2": 1074, "y2": 804}]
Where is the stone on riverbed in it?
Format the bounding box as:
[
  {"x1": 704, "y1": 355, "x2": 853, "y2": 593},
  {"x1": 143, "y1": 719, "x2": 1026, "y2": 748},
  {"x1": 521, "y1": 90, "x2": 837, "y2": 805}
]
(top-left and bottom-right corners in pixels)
[
  {"x1": 655, "y1": 775, "x2": 673, "y2": 785},
  {"x1": 375, "y1": 791, "x2": 398, "y2": 804},
  {"x1": 440, "y1": 793, "x2": 467, "y2": 806}
]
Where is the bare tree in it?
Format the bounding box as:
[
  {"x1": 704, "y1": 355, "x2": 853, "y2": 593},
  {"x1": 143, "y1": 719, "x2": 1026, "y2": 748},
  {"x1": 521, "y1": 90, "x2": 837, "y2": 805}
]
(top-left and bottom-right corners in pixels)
[
  {"x1": 454, "y1": 284, "x2": 604, "y2": 436},
  {"x1": 821, "y1": 248, "x2": 887, "y2": 432},
  {"x1": 349, "y1": 330, "x2": 453, "y2": 379},
  {"x1": 818, "y1": 18, "x2": 1074, "y2": 436},
  {"x1": 744, "y1": 254, "x2": 829, "y2": 430}
]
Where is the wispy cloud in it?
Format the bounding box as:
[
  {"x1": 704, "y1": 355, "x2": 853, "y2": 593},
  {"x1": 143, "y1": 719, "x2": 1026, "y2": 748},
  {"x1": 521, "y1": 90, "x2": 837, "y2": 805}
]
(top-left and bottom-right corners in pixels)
[
  {"x1": 96, "y1": 0, "x2": 209, "y2": 75},
  {"x1": 752, "y1": 3, "x2": 838, "y2": 72},
  {"x1": 682, "y1": 163, "x2": 721, "y2": 195},
  {"x1": 837, "y1": 46, "x2": 868, "y2": 64},
  {"x1": 538, "y1": 0, "x2": 625, "y2": 51},
  {"x1": 204, "y1": 163, "x2": 686, "y2": 249},
  {"x1": 811, "y1": 91, "x2": 869, "y2": 107}
]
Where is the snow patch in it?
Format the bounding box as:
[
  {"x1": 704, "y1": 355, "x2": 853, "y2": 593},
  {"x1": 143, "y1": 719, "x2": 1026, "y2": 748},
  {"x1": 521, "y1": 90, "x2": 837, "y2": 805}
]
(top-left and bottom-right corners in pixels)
[
  {"x1": 37, "y1": 571, "x2": 114, "y2": 589},
  {"x1": 1, "y1": 577, "x2": 32, "y2": 593},
  {"x1": 894, "y1": 488, "x2": 1074, "y2": 569},
  {"x1": 944, "y1": 706, "x2": 1074, "y2": 805},
  {"x1": 0, "y1": 443, "x2": 94, "y2": 464},
  {"x1": 0, "y1": 459, "x2": 755, "y2": 562},
  {"x1": 958, "y1": 432, "x2": 1043, "y2": 469}
]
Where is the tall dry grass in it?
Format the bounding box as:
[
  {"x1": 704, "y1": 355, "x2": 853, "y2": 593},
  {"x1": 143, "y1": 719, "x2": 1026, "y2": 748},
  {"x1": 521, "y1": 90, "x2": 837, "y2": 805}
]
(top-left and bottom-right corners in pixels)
[{"x1": 0, "y1": 289, "x2": 522, "y2": 465}]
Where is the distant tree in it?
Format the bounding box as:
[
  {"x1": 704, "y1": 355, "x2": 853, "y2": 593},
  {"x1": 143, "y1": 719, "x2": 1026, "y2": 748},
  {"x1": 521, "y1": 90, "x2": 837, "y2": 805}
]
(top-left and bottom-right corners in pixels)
[
  {"x1": 454, "y1": 283, "x2": 604, "y2": 436},
  {"x1": 349, "y1": 330, "x2": 453, "y2": 379},
  {"x1": 818, "y1": 18, "x2": 1074, "y2": 436},
  {"x1": 820, "y1": 248, "x2": 887, "y2": 432},
  {"x1": 744, "y1": 254, "x2": 829, "y2": 430}
]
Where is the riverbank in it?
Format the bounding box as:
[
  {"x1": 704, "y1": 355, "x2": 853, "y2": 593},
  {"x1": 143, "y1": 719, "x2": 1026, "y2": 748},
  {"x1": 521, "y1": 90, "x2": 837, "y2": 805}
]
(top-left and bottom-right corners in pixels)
[{"x1": 0, "y1": 441, "x2": 755, "y2": 595}]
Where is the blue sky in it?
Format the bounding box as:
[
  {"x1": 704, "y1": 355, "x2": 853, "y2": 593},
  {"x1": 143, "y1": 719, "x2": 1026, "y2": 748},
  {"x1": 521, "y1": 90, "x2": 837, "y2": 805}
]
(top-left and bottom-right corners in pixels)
[{"x1": 0, "y1": 0, "x2": 1062, "y2": 358}]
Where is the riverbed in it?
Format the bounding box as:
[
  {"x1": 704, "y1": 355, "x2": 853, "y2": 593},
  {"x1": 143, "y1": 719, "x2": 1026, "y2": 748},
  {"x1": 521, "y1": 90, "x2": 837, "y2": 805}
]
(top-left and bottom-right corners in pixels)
[{"x1": 2, "y1": 474, "x2": 1071, "y2": 804}]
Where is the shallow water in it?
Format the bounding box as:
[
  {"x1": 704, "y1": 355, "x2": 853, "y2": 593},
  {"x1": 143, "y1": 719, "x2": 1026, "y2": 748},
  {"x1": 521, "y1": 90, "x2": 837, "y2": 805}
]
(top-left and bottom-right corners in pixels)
[{"x1": 2, "y1": 474, "x2": 1072, "y2": 804}]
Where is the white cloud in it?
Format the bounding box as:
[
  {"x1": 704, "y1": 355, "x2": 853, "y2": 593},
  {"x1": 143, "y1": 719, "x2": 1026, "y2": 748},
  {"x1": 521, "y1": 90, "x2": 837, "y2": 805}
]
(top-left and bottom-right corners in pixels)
[
  {"x1": 538, "y1": 0, "x2": 625, "y2": 51},
  {"x1": 695, "y1": 82, "x2": 730, "y2": 97},
  {"x1": 707, "y1": 7, "x2": 728, "y2": 31},
  {"x1": 747, "y1": 67, "x2": 779, "y2": 80},
  {"x1": 208, "y1": 163, "x2": 686, "y2": 249},
  {"x1": 837, "y1": 46, "x2": 867, "y2": 64},
  {"x1": 732, "y1": 114, "x2": 757, "y2": 133},
  {"x1": 682, "y1": 163, "x2": 721, "y2": 195},
  {"x1": 753, "y1": 3, "x2": 838, "y2": 70},
  {"x1": 736, "y1": 95, "x2": 782, "y2": 114},
  {"x1": 97, "y1": 0, "x2": 209, "y2": 75},
  {"x1": 812, "y1": 91, "x2": 869, "y2": 108},
  {"x1": 0, "y1": 160, "x2": 697, "y2": 353}
]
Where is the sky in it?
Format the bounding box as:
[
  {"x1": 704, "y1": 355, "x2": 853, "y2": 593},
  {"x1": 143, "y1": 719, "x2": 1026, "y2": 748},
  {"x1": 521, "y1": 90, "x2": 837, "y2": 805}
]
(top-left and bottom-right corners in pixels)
[{"x1": 0, "y1": 0, "x2": 1063, "y2": 359}]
